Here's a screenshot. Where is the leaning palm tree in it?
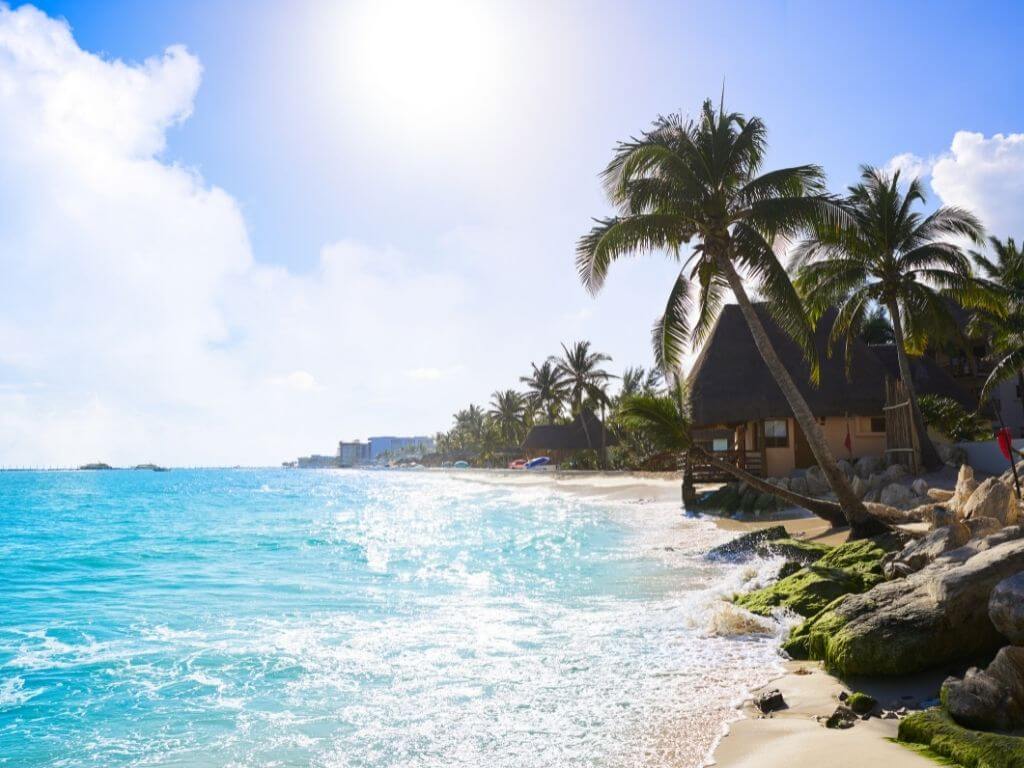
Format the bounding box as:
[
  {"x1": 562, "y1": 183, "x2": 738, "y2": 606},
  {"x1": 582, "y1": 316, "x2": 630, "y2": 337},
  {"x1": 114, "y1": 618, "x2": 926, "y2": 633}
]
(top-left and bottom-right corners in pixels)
[
  {"x1": 519, "y1": 360, "x2": 569, "y2": 423},
  {"x1": 577, "y1": 98, "x2": 876, "y2": 532},
  {"x1": 488, "y1": 389, "x2": 528, "y2": 446},
  {"x1": 794, "y1": 166, "x2": 985, "y2": 470},
  {"x1": 619, "y1": 376, "x2": 847, "y2": 525}
]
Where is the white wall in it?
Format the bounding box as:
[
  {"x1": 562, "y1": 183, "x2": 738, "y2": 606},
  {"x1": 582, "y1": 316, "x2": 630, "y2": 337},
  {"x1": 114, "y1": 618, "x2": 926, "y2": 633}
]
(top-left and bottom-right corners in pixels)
[{"x1": 957, "y1": 437, "x2": 1024, "y2": 476}]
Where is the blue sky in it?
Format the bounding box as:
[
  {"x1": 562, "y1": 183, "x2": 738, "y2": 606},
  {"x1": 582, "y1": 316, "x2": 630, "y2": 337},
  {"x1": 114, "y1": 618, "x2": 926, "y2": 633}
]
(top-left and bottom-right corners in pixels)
[{"x1": 2, "y1": 1, "x2": 1023, "y2": 465}]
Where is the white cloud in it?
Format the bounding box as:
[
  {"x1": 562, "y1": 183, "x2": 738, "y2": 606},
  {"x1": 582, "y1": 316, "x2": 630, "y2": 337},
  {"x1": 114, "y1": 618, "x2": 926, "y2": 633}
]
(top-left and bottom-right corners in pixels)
[
  {"x1": 0, "y1": 4, "x2": 481, "y2": 467},
  {"x1": 930, "y1": 131, "x2": 1024, "y2": 238},
  {"x1": 885, "y1": 152, "x2": 932, "y2": 182}
]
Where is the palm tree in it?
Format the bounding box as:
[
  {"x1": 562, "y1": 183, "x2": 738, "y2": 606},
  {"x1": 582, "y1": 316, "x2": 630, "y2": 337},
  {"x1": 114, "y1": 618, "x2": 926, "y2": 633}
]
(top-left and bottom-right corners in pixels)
[
  {"x1": 576, "y1": 98, "x2": 877, "y2": 532},
  {"x1": 619, "y1": 366, "x2": 663, "y2": 399},
  {"x1": 453, "y1": 404, "x2": 486, "y2": 451},
  {"x1": 860, "y1": 306, "x2": 895, "y2": 345},
  {"x1": 973, "y1": 236, "x2": 1024, "y2": 402},
  {"x1": 794, "y1": 166, "x2": 985, "y2": 471},
  {"x1": 519, "y1": 360, "x2": 569, "y2": 423},
  {"x1": 618, "y1": 376, "x2": 847, "y2": 525},
  {"x1": 488, "y1": 389, "x2": 528, "y2": 445},
  {"x1": 553, "y1": 341, "x2": 615, "y2": 464}
]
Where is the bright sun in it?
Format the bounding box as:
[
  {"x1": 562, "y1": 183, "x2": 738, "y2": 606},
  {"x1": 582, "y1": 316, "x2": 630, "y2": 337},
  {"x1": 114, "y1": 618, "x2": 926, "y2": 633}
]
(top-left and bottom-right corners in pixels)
[{"x1": 336, "y1": 1, "x2": 502, "y2": 136}]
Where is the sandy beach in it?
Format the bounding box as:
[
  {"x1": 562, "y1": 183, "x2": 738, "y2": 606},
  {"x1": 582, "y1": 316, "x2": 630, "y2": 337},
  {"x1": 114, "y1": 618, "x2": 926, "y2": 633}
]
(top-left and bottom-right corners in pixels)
[{"x1": 449, "y1": 468, "x2": 936, "y2": 768}]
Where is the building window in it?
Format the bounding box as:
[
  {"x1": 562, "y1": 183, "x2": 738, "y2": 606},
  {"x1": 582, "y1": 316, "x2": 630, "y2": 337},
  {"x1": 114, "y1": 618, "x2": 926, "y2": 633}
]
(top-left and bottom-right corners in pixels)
[
  {"x1": 712, "y1": 438, "x2": 729, "y2": 452},
  {"x1": 764, "y1": 419, "x2": 789, "y2": 448},
  {"x1": 856, "y1": 416, "x2": 886, "y2": 434}
]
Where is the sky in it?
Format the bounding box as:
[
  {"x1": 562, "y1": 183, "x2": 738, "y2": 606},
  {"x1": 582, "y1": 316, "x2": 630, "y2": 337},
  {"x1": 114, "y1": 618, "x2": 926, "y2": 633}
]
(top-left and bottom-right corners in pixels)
[{"x1": 1, "y1": 0, "x2": 1023, "y2": 467}]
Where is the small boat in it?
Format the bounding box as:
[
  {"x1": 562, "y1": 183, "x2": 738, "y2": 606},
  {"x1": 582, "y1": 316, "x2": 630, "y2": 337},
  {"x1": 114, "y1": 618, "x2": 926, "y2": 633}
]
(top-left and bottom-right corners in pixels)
[
  {"x1": 508, "y1": 459, "x2": 527, "y2": 469},
  {"x1": 453, "y1": 460, "x2": 470, "y2": 469},
  {"x1": 524, "y1": 456, "x2": 550, "y2": 469}
]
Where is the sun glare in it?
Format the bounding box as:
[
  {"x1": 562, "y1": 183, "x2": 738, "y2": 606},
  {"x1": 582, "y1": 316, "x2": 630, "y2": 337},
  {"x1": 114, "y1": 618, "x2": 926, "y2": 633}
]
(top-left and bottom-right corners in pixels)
[{"x1": 337, "y1": 1, "x2": 502, "y2": 136}]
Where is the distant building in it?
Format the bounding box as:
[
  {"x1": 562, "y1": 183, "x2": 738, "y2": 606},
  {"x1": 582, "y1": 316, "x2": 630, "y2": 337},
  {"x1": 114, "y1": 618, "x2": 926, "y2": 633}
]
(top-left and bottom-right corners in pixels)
[
  {"x1": 296, "y1": 454, "x2": 338, "y2": 469},
  {"x1": 368, "y1": 436, "x2": 435, "y2": 461},
  {"x1": 338, "y1": 440, "x2": 371, "y2": 467}
]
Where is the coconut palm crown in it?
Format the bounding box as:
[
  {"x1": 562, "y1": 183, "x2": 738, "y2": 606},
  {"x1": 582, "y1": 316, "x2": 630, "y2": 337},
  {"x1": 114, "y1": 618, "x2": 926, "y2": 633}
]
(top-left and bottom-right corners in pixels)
[
  {"x1": 576, "y1": 97, "x2": 880, "y2": 532},
  {"x1": 793, "y1": 166, "x2": 985, "y2": 470},
  {"x1": 488, "y1": 389, "x2": 529, "y2": 445},
  {"x1": 971, "y1": 236, "x2": 1024, "y2": 400},
  {"x1": 519, "y1": 360, "x2": 569, "y2": 423}
]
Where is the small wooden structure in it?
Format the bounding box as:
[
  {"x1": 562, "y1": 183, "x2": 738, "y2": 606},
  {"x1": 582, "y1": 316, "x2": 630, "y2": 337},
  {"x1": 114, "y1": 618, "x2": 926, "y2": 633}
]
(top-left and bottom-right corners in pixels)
[{"x1": 884, "y1": 378, "x2": 920, "y2": 474}]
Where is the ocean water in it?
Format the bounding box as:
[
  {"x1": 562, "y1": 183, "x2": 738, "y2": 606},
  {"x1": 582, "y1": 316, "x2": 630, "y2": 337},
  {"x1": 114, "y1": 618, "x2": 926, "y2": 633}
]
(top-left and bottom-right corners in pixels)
[{"x1": 0, "y1": 469, "x2": 786, "y2": 767}]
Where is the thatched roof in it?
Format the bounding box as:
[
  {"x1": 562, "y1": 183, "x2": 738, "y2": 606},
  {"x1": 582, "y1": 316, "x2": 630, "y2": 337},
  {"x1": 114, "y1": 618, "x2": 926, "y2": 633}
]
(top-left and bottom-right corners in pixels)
[
  {"x1": 522, "y1": 411, "x2": 618, "y2": 452},
  {"x1": 870, "y1": 345, "x2": 977, "y2": 411},
  {"x1": 688, "y1": 304, "x2": 978, "y2": 426}
]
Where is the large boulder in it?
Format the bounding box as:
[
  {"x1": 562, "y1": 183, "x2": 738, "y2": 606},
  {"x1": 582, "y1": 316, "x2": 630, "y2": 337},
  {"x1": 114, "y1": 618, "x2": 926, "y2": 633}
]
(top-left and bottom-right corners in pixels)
[
  {"x1": 1000, "y1": 461, "x2": 1024, "y2": 487},
  {"x1": 880, "y1": 482, "x2": 913, "y2": 507},
  {"x1": 950, "y1": 464, "x2": 978, "y2": 514},
  {"x1": 899, "y1": 708, "x2": 1024, "y2": 766},
  {"x1": 966, "y1": 516, "x2": 1004, "y2": 539},
  {"x1": 804, "y1": 466, "x2": 831, "y2": 496},
  {"x1": 755, "y1": 537, "x2": 833, "y2": 565},
  {"x1": 737, "y1": 536, "x2": 895, "y2": 619},
  {"x1": 883, "y1": 523, "x2": 971, "y2": 578},
  {"x1": 837, "y1": 459, "x2": 855, "y2": 479},
  {"x1": 784, "y1": 532, "x2": 1024, "y2": 676},
  {"x1": 942, "y1": 646, "x2": 1024, "y2": 731},
  {"x1": 886, "y1": 463, "x2": 909, "y2": 482},
  {"x1": 868, "y1": 472, "x2": 887, "y2": 492},
  {"x1": 990, "y1": 572, "x2": 1024, "y2": 644},
  {"x1": 855, "y1": 455, "x2": 883, "y2": 479},
  {"x1": 963, "y1": 477, "x2": 1018, "y2": 525},
  {"x1": 708, "y1": 525, "x2": 787, "y2": 559},
  {"x1": 912, "y1": 478, "x2": 929, "y2": 497}
]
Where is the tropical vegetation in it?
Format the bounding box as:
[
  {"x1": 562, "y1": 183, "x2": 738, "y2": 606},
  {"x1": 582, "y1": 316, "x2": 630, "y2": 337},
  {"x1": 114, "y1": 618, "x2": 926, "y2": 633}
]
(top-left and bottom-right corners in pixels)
[{"x1": 794, "y1": 166, "x2": 985, "y2": 470}]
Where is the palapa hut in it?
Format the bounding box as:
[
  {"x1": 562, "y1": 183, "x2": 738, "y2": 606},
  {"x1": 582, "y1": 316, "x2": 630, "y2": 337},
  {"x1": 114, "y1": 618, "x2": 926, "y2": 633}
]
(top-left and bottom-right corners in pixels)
[
  {"x1": 521, "y1": 410, "x2": 618, "y2": 466},
  {"x1": 688, "y1": 304, "x2": 975, "y2": 478}
]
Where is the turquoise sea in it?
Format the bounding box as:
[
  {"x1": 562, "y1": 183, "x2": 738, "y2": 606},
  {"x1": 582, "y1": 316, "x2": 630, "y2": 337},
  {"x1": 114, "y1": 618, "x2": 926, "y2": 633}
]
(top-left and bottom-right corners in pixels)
[{"x1": 0, "y1": 469, "x2": 784, "y2": 767}]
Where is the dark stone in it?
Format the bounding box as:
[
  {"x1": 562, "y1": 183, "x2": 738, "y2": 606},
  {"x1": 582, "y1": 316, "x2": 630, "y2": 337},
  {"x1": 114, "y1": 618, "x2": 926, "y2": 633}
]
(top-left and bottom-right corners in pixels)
[
  {"x1": 708, "y1": 525, "x2": 787, "y2": 559},
  {"x1": 755, "y1": 689, "x2": 786, "y2": 714}
]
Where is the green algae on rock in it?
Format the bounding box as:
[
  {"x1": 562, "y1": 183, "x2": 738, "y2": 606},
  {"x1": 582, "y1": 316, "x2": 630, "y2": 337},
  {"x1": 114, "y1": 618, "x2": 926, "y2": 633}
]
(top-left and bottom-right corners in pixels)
[
  {"x1": 734, "y1": 565, "x2": 873, "y2": 618},
  {"x1": 899, "y1": 708, "x2": 1024, "y2": 768},
  {"x1": 755, "y1": 537, "x2": 833, "y2": 565}
]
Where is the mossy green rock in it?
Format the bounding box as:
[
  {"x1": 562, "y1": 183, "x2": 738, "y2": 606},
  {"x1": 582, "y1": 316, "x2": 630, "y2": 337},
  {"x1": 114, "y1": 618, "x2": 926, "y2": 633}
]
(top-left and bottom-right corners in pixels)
[
  {"x1": 787, "y1": 537, "x2": 1024, "y2": 677},
  {"x1": 816, "y1": 535, "x2": 898, "y2": 577},
  {"x1": 899, "y1": 708, "x2": 1024, "y2": 768},
  {"x1": 755, "y1": 537, "x2": 833, "y2": 565},
  {"x1": 734, "y1": 565, "x2": 870, "y2": 618}
]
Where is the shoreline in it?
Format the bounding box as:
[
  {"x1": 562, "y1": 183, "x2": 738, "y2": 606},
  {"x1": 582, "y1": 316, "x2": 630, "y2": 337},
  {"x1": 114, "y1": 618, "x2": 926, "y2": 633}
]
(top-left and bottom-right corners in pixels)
[{"x1": 449, "y1": 468, "x2": 935, "y2": 768}]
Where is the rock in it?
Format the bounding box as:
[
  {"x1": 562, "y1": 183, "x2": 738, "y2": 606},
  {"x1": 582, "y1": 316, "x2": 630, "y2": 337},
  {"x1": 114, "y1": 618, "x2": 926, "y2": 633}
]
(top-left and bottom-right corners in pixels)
[
  {"x1": 1000, "y1": 461, "x2": 1024, "y2": 487},
  {"x1": 990, "y1": 572, "x2": 1024, "y2": 644},
  {"x1": 855, "y1": 455, "x2": 883, "y2": 479},
  {"x1": 931, "y1": 505, "x2": 955, "y2": 529},
  {"x1": 863, "y1": 488, "x2": 881, "y2": 503},
  {"x1": 868, "y1": 472, "x2": 887, "y2": 491},
  {"x1": 850, "y1": 475, "x2": 868, "y2": 500},
  {"x1": 784, "y1": 535, "x2": 1024, "y2": 677},
  {"x1": 756, "y1": 689, "x2": 786, "y2": 713},
  {"x1": 837, "y1": 459, "x2": 855, "y2": 479},
  {"x1": 941, "y1": 646, "x2": 1024, "y2": 731},
  {"x1": 778, "y1": 561, "x2": 803, "y2": 578},
  {"x1": 963, "y1": 477, "x2": 1017, "y2": 525},
  {"x1": 927, "y1": 488, "x2": 955, "y2": 503},
  {"x1": 847, "y1": 691, "x2": 877, "y2": 715},
  {"x1": 950, "y1": 464, "x2": 978, "y2": 514},
  {"x1": 966, "y1": 516, "x2": 1003, "y2": 539},
  {"x1": 708, "y1": 525, "x2": 787, "y2": 559},
  {"x1": 816, "y1": 535, "x2": 900, "y2": 577},
  {"x1": 886, "y1": 463, "x2": 909, "y2": 482},
  {"x1": 789, "y1": 476, "x2": 809, "y2": 495},
  {"x1": 734, "y1": 564, "x2": 874, "y2": 618},
  {"x1": 755, "y1": 537, "x2": 833, "y2": 565},
  {"x1": 880, "y1": 482, "x2": 913, "y2": 507},
  {"x1": 912, "y1": 478, "x2": 929, "y2": 496},
  {"x1": 806, "y1": 465, "x2": 825, "y2": 484},
  {"x1": 899, "y1": 708, "x2": 1024, "y2": 766},
  {"x1": 805, "y1": 469, "x2": 831, "y2": 496},
  {"x1": 824, "y1": 705, "x2": 858, "y2": 729},
  {"x1": 883, "y1": 523, "x2": 971, "y2": 578}
]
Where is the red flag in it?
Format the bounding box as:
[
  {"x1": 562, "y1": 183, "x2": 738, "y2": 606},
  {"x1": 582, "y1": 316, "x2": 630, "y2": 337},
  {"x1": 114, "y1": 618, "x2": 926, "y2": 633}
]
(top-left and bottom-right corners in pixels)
[
  {"x1": 998, "y1": 427, "x2": 1013, "y2": 461},
  {"x1": 844, "y1": 423, "x2": 852, "y2": 455}
]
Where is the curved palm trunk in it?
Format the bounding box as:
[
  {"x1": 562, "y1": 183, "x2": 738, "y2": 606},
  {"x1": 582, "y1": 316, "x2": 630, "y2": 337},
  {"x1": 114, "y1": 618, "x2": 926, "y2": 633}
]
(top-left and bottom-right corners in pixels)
[
  {"x1": 714, "y1": 252, "x2": 878, "y2": 533},
  {"x1": 887, "y1": 301, "x2": 943, "y2": 471},
  {"x1": 693, "y1": 447, "x2": 848, "y2": 528}
]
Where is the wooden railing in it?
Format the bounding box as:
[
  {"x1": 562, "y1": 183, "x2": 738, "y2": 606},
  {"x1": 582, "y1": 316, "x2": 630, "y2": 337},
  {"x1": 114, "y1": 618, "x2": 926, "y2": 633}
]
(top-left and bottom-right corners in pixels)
[{"x1": 690, "y1": 450, "x2": 763, "y2": 481}]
